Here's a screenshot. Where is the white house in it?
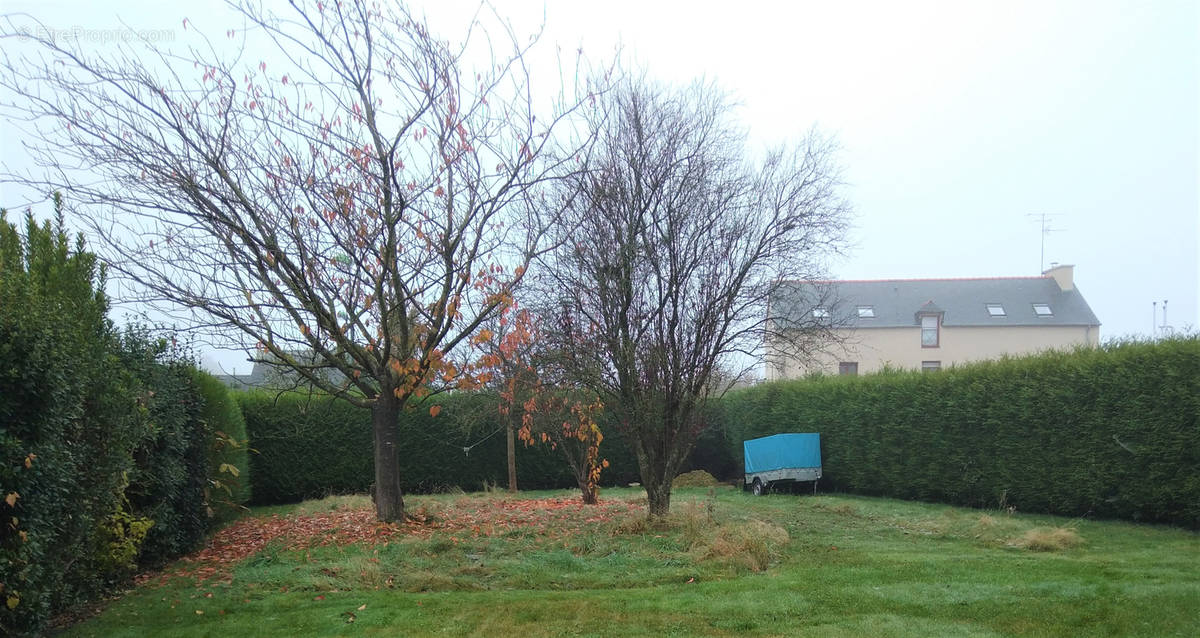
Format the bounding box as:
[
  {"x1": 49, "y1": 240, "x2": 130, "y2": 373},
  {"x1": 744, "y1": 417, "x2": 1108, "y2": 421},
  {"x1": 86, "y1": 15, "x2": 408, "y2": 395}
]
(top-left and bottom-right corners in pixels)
[{"x1": 768, "y1": 264, "x2": 1101, "y2": 378}]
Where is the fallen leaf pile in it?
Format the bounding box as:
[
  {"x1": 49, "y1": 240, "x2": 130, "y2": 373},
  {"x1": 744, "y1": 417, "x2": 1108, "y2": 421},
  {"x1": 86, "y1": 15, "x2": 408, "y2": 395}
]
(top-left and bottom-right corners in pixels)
[
  {"x1": 136, "y1": 507, "x2": 402, "y2": 586},
  {"x1": 135, "y1": 496, "x2": 637, "y2": 587},
  {"x1": 403, "y1": 496, "x2": 637, "y2": 540}
]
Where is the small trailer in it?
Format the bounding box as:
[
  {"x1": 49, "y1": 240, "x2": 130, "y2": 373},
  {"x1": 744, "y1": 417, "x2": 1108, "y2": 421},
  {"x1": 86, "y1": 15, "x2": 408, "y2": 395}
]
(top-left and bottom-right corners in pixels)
[{"x1": 743, "y1": 433, "x2": 822, "y2": 496}]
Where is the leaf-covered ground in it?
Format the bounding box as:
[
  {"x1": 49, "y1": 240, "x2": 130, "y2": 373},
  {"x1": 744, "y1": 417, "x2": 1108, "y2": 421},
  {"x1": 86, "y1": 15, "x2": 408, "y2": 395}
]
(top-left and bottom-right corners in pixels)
[{"x1": 136, "y1": 495, "x2": 640, "y2": 587}]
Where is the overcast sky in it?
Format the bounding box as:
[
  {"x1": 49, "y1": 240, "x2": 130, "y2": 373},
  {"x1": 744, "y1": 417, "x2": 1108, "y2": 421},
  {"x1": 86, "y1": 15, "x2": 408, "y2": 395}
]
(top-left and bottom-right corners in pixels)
[{"x1": 2, "y1": 0, "x2": 1197, "y2": 375}]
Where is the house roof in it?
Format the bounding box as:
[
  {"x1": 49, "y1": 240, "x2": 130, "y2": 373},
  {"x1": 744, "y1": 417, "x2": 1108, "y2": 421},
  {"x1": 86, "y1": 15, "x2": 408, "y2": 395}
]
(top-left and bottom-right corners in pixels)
[
  {"x1": 215, "y1": 364, "x2": 270, "y2": 390},
  {"x1": 216, "y1": 351, "x2": 349, "y2": 390},
  {"x1": 774, "y1": 276, "x2": 1101, "y2": 329}
]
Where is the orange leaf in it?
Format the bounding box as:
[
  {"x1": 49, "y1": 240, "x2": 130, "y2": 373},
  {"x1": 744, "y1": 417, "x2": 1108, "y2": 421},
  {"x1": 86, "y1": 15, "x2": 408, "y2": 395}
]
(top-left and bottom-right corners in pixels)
[
  {"x1": 4, "y1": 493, "x2": 17, "y2": 508},
  {"x1": 429, "y1": 405, "x2": 442, "y2": 418}
]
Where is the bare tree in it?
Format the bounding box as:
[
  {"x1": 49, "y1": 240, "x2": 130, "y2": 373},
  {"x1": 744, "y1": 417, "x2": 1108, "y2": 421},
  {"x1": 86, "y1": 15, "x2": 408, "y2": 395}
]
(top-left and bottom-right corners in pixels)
[
  {"x1": 0, "y1": 1, "x2": 601, "y2": 521},
  {"x1": 538, "y1": 79, "x2": 847, "y2": 517}
]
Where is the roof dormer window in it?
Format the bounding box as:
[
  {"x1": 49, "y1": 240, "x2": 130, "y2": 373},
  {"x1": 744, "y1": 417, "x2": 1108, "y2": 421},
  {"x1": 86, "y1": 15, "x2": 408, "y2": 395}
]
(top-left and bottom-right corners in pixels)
[{"x1": 920, "y1": 314, "x2": 940, "y2": 347}]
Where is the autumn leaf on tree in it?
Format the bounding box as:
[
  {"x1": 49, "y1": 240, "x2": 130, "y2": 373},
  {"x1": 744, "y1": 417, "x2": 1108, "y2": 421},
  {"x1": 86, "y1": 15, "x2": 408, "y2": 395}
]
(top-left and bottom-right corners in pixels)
[{"x1": 0, "y1": 0, "x2": 610, "y2": 524}]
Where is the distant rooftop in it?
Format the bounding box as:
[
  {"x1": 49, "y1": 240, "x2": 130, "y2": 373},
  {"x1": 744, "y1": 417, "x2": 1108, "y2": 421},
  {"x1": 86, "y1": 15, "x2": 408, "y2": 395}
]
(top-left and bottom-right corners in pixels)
[
  {"x1": 216, "y1": 351, "x2": 349, "y2": 390},
  {"x1": 775, "y1": 269, "x2": 1100, "y2": 329}
]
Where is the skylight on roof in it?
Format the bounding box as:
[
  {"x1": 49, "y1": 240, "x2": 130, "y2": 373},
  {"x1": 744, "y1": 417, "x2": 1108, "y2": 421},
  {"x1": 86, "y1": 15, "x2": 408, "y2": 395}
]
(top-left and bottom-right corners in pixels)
[
  {"x1": 813, "y1": 307, "x2": 829, "y2": 318},
  {"x1": 857, "y1": 306, "x2": 875, "y2": 318},
  {"x1": 986, "y1": 303, "x2": 1006, "y2": 317},
  {"x1": 1033, "y1": 304, "x2": 1052, "y2": 316}
]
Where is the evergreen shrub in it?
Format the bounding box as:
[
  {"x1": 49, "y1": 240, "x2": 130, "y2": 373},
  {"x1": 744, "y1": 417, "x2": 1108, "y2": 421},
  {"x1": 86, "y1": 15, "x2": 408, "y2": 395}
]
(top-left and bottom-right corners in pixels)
[{"x1": 0, "y1": 207, "x2": 143, "y2": 635}]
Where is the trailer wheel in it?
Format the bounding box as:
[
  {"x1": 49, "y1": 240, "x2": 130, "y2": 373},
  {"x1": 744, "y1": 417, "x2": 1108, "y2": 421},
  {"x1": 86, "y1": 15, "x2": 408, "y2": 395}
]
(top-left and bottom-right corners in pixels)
[{"x1": 751, "y1": 478, "x2": 765, "y2": 496}]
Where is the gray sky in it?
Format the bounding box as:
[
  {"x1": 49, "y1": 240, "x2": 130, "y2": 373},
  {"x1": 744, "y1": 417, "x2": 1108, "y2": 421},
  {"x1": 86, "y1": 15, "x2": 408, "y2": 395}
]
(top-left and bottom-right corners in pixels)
[{"x1": 2, "y1": 0, "x2": 1197, "y2": 375}]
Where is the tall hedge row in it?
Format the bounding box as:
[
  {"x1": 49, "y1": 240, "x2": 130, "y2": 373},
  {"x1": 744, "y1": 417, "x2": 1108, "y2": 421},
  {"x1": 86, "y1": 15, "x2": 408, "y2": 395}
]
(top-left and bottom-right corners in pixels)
[
  {"x1": 1, "y1": 208, "x2": 144, "y2": 634},
  {"x1": 116, "y1": 334, "x2": 212, "y2": 567},
  {"x1": 716, "y1": 338, "x2": 1200, "y2": 528},
  {"x1": 237, "y1": 391, "x2": 644, "y2": 504},
  {"x1": 0, "y1": 208, "x2": 252, "y2": 635}
]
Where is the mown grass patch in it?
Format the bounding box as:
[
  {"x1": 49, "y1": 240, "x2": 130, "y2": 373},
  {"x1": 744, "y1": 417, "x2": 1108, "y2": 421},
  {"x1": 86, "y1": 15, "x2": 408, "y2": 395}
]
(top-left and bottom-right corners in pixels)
[{"x1": 61, "y1": 488, "x2": 1200, "y2": 637}]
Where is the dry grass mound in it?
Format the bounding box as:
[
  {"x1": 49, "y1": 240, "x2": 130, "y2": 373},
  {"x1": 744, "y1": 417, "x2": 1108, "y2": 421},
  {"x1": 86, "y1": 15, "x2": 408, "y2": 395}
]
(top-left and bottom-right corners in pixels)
[
  {"x1": 609, "y1": 513, "x2": 652, "y2": 536},
  {"x1": 693, "y1": 520, "x2": 790, "y2": 571},
  {"x1": 1008, "y1": 527, "x2": 1084, "y2": 552},
  {"x1": 965, "y1": 513, "x2": 1083, "y2": 551},
  {"x1": 607, "y1": 498, "x2": 790, "y2": 572},
  {"x1": 673, "y1": 470, "x2": 720, "y2": 487}
]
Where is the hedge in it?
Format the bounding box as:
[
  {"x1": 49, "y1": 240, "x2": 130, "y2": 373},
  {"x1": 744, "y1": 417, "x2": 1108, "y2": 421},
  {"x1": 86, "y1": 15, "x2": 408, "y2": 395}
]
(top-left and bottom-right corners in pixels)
[
  {"x1": 716, "y1": 338, "x2": 1200, "y2": 529},
  {"x1": 193, "y1": 370, "x2": 252, "y2": 520},
  {"x1": 236, "y1": 339, "x2": 1198, "y2": 530},
  {"x1": 117, "y1": 332, "x2": 211, "y2": 567},
  {"x1": 239, "y1": 392, "x2": 560, "y2": 504},
  {"x1": 0, "y1": 207, "x2": 236, "y2": 635},
  {"x1": 0, "y1": 208, "x2": 144, "y2": 635},
  {"x1": 237, "y1": 390, "x2": 648, "y2": 504}
]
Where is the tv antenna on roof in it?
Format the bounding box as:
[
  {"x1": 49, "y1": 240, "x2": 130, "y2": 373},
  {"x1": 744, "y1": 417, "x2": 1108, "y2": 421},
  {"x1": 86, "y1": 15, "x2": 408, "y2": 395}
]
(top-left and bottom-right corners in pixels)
[
  {"x1": 1027, "y1": 212, "x2": 1065, "y2": 272},
  {"x1": 1152, "y1": 299, "x2": 1173, "y2": 338}
]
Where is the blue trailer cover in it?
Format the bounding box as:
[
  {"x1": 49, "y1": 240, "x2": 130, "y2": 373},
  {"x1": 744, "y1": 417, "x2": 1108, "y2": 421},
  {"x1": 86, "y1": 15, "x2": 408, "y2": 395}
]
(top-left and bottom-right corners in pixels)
[{"x1": 743, "y1": 433, "x2": 821, "y2": 474}]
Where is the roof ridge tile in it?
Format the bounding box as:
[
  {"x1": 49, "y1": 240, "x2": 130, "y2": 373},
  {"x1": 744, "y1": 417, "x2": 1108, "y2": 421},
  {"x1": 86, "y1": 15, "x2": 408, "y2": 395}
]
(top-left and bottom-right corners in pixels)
[{"x1": 800, "y1": 275, "x2": 1051, "y2": 284}]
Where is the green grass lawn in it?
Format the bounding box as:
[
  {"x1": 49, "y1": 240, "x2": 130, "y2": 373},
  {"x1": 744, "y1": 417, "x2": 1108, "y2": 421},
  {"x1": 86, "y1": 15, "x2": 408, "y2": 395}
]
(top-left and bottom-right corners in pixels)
[{"x1": 59, "y1": 488, "x2": 1199, "y2": 637}]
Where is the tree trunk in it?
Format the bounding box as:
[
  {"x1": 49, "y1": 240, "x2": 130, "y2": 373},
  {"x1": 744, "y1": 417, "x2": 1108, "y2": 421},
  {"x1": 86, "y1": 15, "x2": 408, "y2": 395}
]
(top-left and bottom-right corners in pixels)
[
  {"x1": 645, "y1": 474, "x2": 672, "y2": 518},
  {"x1": 372, "y1": 393, "x2": 406, "y2": 522},
  {"x1": 579, "y1": 479, "x2": 598, "y2": 505},
  {"x1": 506, "y1": 418, "x2": 518, "y2": 492},
  {"x1": 630, "y1": 428, "x2": 675, "y2": 518},
  {"x1": 572, "y1": 461, "x2": 598, "y2": 504}
]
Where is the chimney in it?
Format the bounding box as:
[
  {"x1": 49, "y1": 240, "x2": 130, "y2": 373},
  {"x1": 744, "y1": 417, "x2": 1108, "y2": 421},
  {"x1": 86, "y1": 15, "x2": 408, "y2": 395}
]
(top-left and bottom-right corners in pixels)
[{"x1": 1044, "y1": 263, "x2": 1074, "y2": 291}]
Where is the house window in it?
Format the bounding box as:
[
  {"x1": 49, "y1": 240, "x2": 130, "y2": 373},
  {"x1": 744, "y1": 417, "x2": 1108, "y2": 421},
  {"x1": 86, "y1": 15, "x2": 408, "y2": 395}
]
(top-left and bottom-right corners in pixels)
[
  {"x1": 922, "y1": 360, "x2": 941, "y2": 372},
  {"x1": 857, "y1": 306, "x2": 875, "y2": 318},
  {"x1": 1033, "y1": 304, "x2": 1053, "y2": 316},
  {"x1": 839, "y1": 362, "x2": 858, "y2": 376},
  {"x1": 986, "y1": 303, "x2": 1006, "y2": 317},
  {"x1": 920, "y1": 315, "x2": 939, "y2": 347},
  {"x1": 813, "y1": 307, "x2": 829, "y2": 318}
]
